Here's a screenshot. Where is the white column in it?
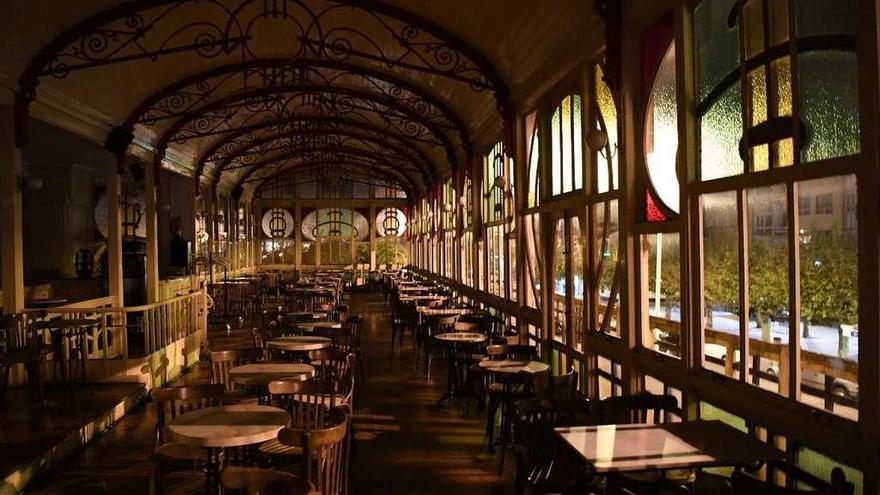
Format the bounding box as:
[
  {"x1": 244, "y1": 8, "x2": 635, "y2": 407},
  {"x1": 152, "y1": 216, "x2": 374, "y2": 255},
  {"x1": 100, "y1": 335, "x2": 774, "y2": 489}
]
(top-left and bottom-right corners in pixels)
[
  {"x1": 0, "y1": 106, "x2": 25, "y2": 312},
  {"x1": 144, "y1": 159, "x2": 160, "y2": 303},
  {"x1": 106, "y1": 155, "x2": 124, "y2": 307}
]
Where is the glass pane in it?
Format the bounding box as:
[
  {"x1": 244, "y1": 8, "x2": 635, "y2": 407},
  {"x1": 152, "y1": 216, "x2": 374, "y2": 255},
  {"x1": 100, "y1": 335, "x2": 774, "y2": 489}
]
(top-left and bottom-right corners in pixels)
[
  {"x1": 644, "y1": 42, "x2": 680, "y2": 214},
  {"x1": 551, "y1": 106, "x2": 562, "y2": 196},
  {"x1": 301, "y1": 241, "x2": 316, "y2": 265},
  {"x1": 595, "y1": 201, "x2": 620, "y2": 336},
  {"x1": 797, "y1": 175, "x2": 858, "y2": 420},
  {"x1": 524, "y1": 213, "x2": 542, "y2": 310},
  {"x1": 798, "y1": 51, "x2": 860, "y2": 163},
  {"x1": 702, "y1": 191, "x2": 741, "y2": 379},
  {"x1": 572, "y1": 216, "x2": 585, "y2": 352},
  {"x1": 796, "y1": 447, "x2": 863, "y2": 494},
  {"x1": 701, "y1": 82, "x2": 744, "y2": 180},
  {"x1": 573, "y1": 94, "x2": 584, "y2": 191},
  {"x1": 561, "y1": 96, "x2": 574, "y2": 193},
  {"x1": 743, "y1": 0, "x2": 766, "y2": 59},
  {"x1": 526, "y1": 112, "x2": 541, "y2": 207},
  {"x1": 553, "y1": 218, "x2": 567, "y2": 343},
  {"x1": 695, "y1": 0, "x2": 741, "y2": 102},
  {"x1": 747, "y1": 185, "x2": 788, "y2": 395},
  {"x1": 595, "y1": 66, "x2": 619, "y2": 193},
  {"x1": 643, "y1": 233, "x2": 681, "y2": 358}
]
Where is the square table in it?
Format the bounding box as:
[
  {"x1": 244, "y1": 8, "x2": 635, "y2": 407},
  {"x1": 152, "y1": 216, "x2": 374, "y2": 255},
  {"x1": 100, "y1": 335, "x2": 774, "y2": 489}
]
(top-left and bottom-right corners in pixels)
[{"x1": 555, "y1": 420, "x2": 785, "y2": 474}]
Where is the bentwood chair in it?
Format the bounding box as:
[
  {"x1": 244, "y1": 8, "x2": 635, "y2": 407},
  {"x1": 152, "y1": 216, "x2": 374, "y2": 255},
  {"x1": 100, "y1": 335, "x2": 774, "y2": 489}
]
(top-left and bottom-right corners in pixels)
[
  {"x1": 150, "y1": 384, "x2": 225, "y2": 495},
  {"x1": 259, "y1": 379, "x2": 339, "y2": 461},
  {"x1": 276, "y1": 410, "x2": 349, "y2": 495},
  {"x1": 220, "y1": 467, "x2": 315, "y2": 495},
  {"x1": 209, "y1": 348, "x2": 264, "y2": 400},
  {"x1": 512, "y1": 397, "x2": 603, "y2": 495},
  {"x1": 0, "y1": 314, "x2": 46, "y2": 403},
  {"x1": 308, "y1": 349, "x2": 355, "y2": 410}
]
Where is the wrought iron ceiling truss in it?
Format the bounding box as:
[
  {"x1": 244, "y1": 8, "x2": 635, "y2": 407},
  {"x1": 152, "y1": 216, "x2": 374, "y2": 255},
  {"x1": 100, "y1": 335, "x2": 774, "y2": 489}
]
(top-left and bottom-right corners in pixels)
[{"x1": 17, "y1": 0, "x2": 512, "y2": 164}]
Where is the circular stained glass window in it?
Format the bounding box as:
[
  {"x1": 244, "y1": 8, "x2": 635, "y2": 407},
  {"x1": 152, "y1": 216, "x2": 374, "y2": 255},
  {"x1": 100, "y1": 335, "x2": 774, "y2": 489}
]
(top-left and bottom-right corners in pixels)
[
  {"x1": 376, "y1": 208, "x2": 407, "y2": 237},
  {"x1": 261, "y1": 208, "x2": 294, "y2": 239},
  {"x1": 301, "y1": 209, "x2": 369, "y2": 241},
  {"x1": 644, "y1": 41, "x2": 680, "y2": 214}
]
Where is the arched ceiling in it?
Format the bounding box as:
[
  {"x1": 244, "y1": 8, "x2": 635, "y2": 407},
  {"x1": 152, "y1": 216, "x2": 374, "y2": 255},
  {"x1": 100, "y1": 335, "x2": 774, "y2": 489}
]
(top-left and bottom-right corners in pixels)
[{"x1": 0, "y1": 0, "x2": 601, "y2": 196}]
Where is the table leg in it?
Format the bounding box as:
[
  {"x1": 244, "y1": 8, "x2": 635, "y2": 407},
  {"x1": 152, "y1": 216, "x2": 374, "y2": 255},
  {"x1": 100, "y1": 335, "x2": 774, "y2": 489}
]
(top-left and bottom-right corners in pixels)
[
  {"x1": 205, "y1": 447, "x2": 222, "y2": 494},
  {"x1": 438, "y1": 344, "x2": 456, "y2": 407}
]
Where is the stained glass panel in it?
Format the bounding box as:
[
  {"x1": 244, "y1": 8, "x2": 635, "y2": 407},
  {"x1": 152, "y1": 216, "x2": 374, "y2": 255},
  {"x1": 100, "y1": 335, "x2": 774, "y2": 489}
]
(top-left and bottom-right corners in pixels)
[{"x1": 644, "y1": 42, "x2": 680, "y2": 214}]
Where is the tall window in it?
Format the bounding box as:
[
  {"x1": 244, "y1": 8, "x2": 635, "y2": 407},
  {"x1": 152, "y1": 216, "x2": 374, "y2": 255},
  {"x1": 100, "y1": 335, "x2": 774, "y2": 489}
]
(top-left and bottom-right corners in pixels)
[
  {"x1": 484, "y1": 141, "x2": 513, "y2": 298},
  {"x1": 551, "y1": 94, "x2": 584, "y2": 195},
  {"x1": 695, "y1": 0, "x2": 860, "y2": 419}
]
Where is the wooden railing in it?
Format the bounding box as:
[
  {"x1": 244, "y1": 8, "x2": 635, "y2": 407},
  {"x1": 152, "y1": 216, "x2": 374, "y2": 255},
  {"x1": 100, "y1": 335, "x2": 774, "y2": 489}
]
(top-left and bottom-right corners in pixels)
[{"x1": 22, "y1": 290, "x2": 208, "y2": 359}]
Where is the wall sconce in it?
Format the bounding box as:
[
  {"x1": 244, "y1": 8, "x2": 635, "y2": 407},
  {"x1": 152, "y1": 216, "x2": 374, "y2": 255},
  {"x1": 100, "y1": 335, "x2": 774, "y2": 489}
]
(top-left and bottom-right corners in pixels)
[{"x1": 586, "y1": 129, "x2": 608, "y2": 151}]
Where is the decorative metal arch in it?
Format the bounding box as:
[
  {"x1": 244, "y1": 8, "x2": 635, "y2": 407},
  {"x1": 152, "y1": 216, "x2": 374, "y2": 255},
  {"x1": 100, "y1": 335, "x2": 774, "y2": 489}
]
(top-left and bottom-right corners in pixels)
[
  {"x1": 16, "y1": 0, "x2": 513, "y2": 151},
  {"x1": 251, "y1": 161, "x2": 414, "y2": 199},
  {"x1": 154, "y1": 85, "x2": 458, "y2": 176},
  {"x1": 213, "y1": 128, "x2": 433, "y2": 186},
  {"x1": 195, "y1": 115, "x2": 440, "y2": 183},
  {"x1": 237, "y1": 148, "x2": 421, "y2": 192},
  {"x1": 123, "y1": 58, "x2": 472, "y2": 152}
]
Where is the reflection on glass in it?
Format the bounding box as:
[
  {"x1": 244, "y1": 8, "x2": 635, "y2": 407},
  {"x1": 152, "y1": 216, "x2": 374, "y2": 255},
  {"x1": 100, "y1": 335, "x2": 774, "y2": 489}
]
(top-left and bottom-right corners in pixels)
[
  {"x1": 572, "y1": 216, "x2": 585, "y2": 352},
  {"x1": 747, "y1": 185, "x2": 788, "y2": 395},
  {"x1": 595, "y1": 201, "x2": 620, "y2": 336},
  {"x1": 702, "y1": 191, "x2": 740, "y2": 379},
  {"x1": 596, "y1": 65, "x2": 619, "y2": 193},
  {"x1": 524, "y1": 214, "x2": 542, "y2": 310},
  {"x1": 643, "y1": 233, "x2": 681, "y2": 358},
  {"x1": 644, "y1": 42, "x2": 680, "y2": 213},
  {"x1": 553, "y1": 218, "x2": 567, "y2": 343},
  {"x1": 798, "y1": 175, "x2": 858, "y2": 420}
]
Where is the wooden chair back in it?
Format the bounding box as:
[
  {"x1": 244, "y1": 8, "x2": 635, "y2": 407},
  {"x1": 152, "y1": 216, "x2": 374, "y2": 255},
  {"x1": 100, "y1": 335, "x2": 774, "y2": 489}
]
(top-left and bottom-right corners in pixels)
[
  {"x1": 220, "y1": 467, "x2": 315, "y2": 495},
  {"x1": 277, "y1": 411, "x2": 349, "y2": 495},
  {"x1": 486, "y1": 344, "x2": 538, "y2": 361},
  {"x1": 268, "y1": 379, "x2": 337, "y2": 429},
  {"x1": 2, "y1": 314, "x2": 30, "y2": 349},
  {"x1": 210, "y1": 348, "x2": 263, "y2": 392},
  {"x1": 453, "y1": 321, "x2": 480, "y2": 333},
  {"x1": 310, "y1": 349, "x2": 354, "y2": 407},
  {"x1": 151, "y1": 384, "x2": 225, "y2": 445},
  {"x1": 596, "y1": 393, "x2": 679, "y2": 425},
  {"x1": 731, "y1": 469, "x2": 853, "y2": 495}
]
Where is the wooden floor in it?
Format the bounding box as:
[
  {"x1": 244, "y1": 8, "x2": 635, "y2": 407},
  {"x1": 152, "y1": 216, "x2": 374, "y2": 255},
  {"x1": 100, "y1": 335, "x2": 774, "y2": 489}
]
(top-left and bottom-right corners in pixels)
[{"x1": 24, "y1": 290, "x2": 515, "y2": 494}]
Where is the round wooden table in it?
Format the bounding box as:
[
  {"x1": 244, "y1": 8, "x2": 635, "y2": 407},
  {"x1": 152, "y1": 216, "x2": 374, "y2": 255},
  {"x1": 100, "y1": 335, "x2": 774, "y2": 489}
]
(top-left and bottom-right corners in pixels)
[
  {"x1": 228, "y1": 363, "x2": 315, "y2": 386},
  {"x1": 478, "y1": 359, "x2": 550, "y2": 375},
  {"x1": 268, "y1": 335, "x2": 332, "y2": 352},
  {"x1": 435, "y1": 332, "x2": 487, "y2": 406},
  {"x1": 169, "y1": 404, "x2": 290, "y2": 493}
]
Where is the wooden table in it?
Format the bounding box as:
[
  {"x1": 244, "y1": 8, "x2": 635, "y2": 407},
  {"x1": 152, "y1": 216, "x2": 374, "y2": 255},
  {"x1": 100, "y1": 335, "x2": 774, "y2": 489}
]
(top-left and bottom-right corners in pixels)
[
  {"x1": 228, "y1": 363, "x2": 315, "y2": 386},
  {"x1": 400, "y1": 295, "x2": 449, "y2": 303},
  {"x1": 268, "y1": 335, "x2": 332, "y2": 352},
  {"x1": 298, "y1": 321, "x2": 343, "y2": 332},
  {"x1": 477, "y1": 359, "x2": 550, "y2": 375},
  {"x1": 435, "y1": 332, "x2": 487, "y2": 406},
  {"x1": 555, "y1": 421, "x2": 786, "y2": 474},
  {"x1": 169, "y1": 404, "x2": 291, "y2": 492}
]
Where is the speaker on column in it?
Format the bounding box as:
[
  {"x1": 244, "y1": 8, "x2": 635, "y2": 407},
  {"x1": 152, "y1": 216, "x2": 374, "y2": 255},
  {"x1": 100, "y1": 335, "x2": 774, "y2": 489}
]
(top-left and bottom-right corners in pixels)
[{"x1": 104, "y1": 126, "x2": 134, "y2": 156}]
